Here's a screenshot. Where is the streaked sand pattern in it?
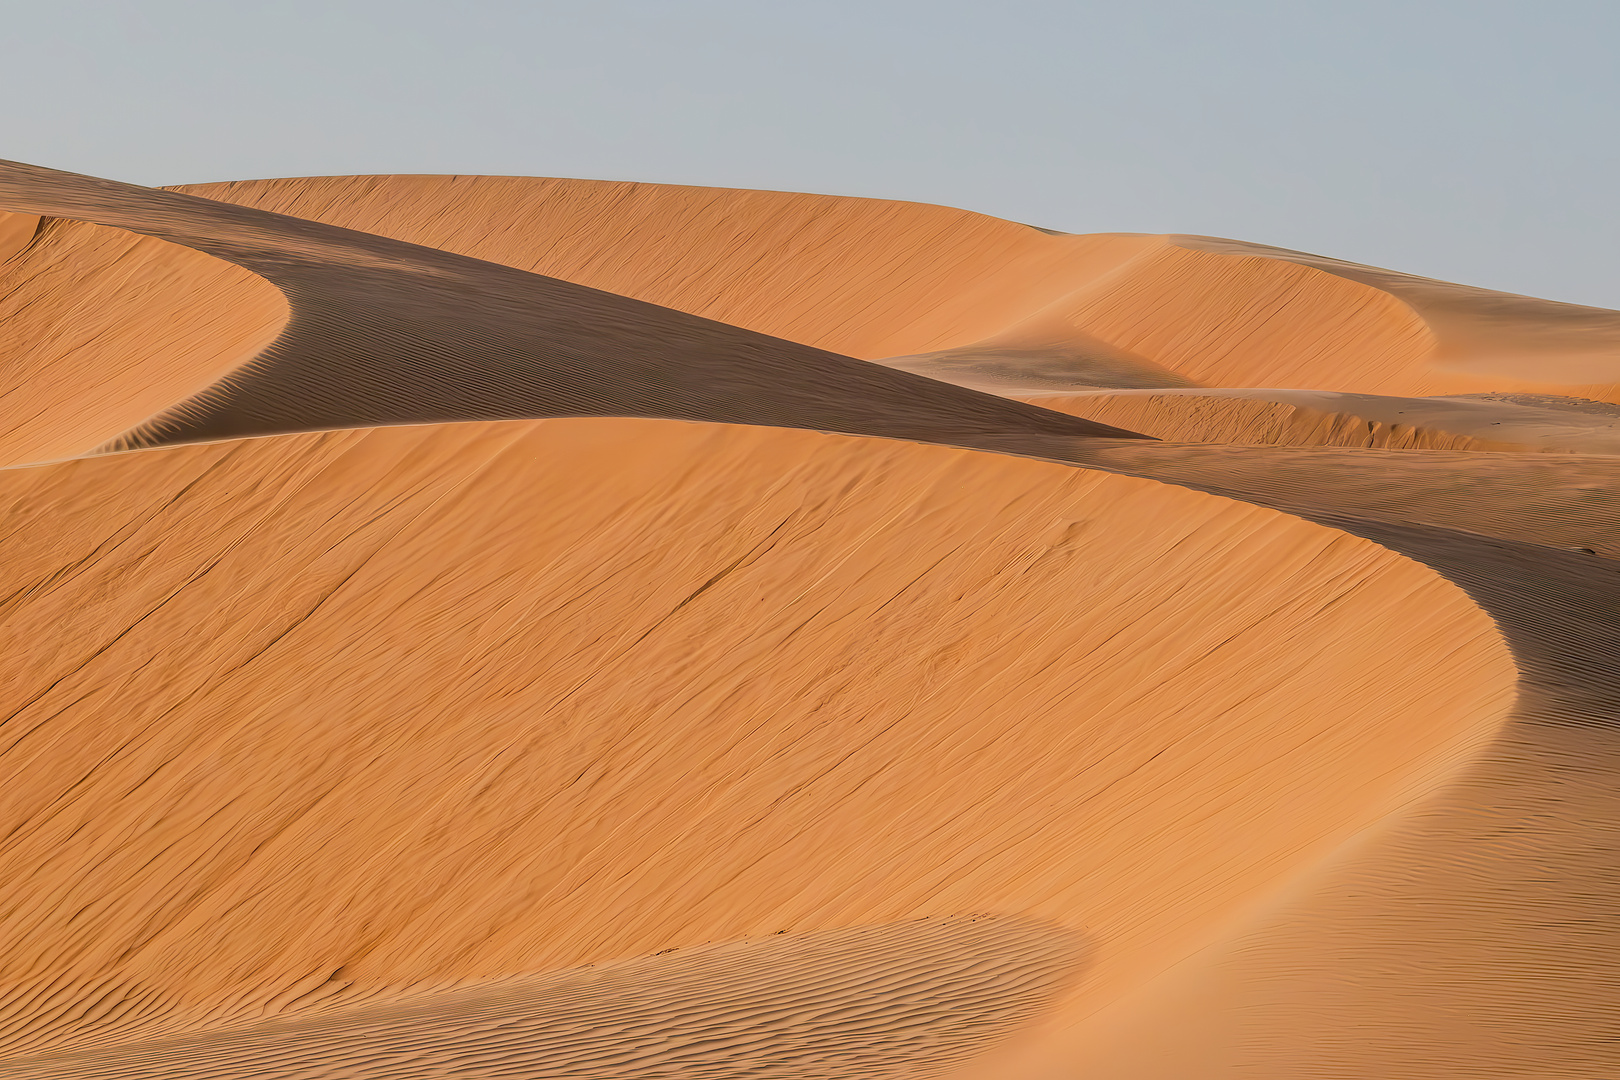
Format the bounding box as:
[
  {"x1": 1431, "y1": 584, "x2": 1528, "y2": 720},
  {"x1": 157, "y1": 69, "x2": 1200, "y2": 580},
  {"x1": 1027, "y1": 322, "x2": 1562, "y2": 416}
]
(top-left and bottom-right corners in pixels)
[
  {"x1": 4, "y1": 917, "x2": 1082, "y2": 1079},
  {"x1": 1, "y1": 160, "x2": 1617, "y2": 1077}
]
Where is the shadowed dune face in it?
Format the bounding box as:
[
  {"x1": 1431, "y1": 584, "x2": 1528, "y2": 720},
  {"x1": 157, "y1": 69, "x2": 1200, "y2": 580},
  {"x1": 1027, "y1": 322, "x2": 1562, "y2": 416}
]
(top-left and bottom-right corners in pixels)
[
  {"x1": 5, "y1": 161, "x2": 1620, "y2": 1078},
  {"x1": 172, "y1": 175, "x2": 1156, "y2": 361},
  {"x1": 0, "y1": 161, "x2": 1148, "y2": 460},
  {"x1": 176, "y1": 175, "x2": 1620, "y2": 399},
  {"x1": 176, "y1": 179, "x2": 1433, "y2": 396},
  {"x1": 0, "y1": 217, "x2": 286, "y2": 466},
  {"x1": 0, "y1": 418, "x2": 1511, "y2": 1059},
  {"x1": 0, "y1": 170, "x2": 1612, "y2": 476}
]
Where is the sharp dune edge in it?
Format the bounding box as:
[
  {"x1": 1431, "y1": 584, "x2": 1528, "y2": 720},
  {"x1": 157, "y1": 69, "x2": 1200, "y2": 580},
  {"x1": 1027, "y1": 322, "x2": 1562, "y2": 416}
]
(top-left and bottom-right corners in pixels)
[
  {"x1": 0, "y1": 212, "x2": 286, "y2": 467},
  {"x1": 165, "y1": 174, "x2": 1620, "y2": 401},
  {"x1": 0, "y1": 163, "x2": 1617, "y2": 1077},
  {"x1": 0, "y1": 211, "x2": 38, "y2": 264}
]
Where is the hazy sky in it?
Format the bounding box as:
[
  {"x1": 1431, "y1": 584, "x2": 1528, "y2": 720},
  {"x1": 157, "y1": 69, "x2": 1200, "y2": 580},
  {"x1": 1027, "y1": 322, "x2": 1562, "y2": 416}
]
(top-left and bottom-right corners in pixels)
[{"x1": 4, "y1": 1, "x2": 1617, "y2": 306}]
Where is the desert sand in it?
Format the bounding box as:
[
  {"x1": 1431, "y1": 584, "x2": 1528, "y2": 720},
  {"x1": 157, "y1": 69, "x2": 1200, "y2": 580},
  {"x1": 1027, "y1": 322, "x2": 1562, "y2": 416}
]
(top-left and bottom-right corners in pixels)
[{"x1": 0, "y1": 161, "x2": 1616, "y2": 1077}]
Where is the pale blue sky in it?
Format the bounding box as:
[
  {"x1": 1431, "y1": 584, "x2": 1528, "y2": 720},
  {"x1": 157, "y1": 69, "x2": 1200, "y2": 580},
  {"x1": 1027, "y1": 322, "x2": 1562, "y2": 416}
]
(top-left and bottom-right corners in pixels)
[{"x1": 4, "y1": 1, "x2": 1616, "y2": 306}]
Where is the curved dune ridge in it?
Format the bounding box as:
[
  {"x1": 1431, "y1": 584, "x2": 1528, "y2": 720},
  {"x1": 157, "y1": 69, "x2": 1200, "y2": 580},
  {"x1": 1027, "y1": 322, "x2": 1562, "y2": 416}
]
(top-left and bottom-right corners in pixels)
[
  {"x1": 1040, "y1": 441, "x2": 1620, "y2": 1078},
  {"x1": 173, "y1": 174, "x2": 1620, "y2": 400},
  {"x1": 0, "y1": 214, "x2": 286, "y2": 467},
  {"x1": 0, "y1": 419, "x2": 1510, "y2": 1064},
  {"x1": 0, "y1": 161, "x2": 1147, "y2": 465},
  {"x1": 1, "y1": 160, "x2": 1619, "y2": 1077},
  {"x1": 1179, "y1": 234, "x2": 1620, "y2": 391}
]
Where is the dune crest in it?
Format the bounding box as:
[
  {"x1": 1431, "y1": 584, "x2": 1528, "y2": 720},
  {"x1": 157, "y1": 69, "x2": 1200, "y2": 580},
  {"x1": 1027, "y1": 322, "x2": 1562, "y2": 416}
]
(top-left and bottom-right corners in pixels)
[
  {"x1": 0, "y1": 161, "x2": 1147, "y2": 462},
  {"x1": 178, "y1": 175, "x2": 1620, "y2": 400},
  {"x1": 3, "y1": 161, "x2": 1619, "y2": 1077},
  {"x1": 0, "y1": 216, "x2": 286, "y2": 467},
  {"x1": 0, "y1": 417, "x2": 1512, "y2": 1062},
  {"x1": 0, "y1": 210, "x2": 37, "y2": 262},
  {"x1": 1178, "y1": 234, "x2": 1620, "y2": 392}
]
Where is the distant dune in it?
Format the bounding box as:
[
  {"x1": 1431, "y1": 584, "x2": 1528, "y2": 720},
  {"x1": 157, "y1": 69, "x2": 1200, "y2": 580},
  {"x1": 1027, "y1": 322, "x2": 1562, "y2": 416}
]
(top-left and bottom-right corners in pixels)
[
  {"x1": 175, "y1": 174, "x2": 1620, "y2": 400},
  {"x1": 1, "y1": 161, "x2": 1617, "y2": 1077}
]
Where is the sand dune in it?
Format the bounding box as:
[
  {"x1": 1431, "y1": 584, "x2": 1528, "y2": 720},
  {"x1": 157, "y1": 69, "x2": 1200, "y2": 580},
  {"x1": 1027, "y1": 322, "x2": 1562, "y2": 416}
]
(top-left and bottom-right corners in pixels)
[
  {"x1": 0, "y1": 210, "x2": 37, "y2": 263},
  {"x1": 1013, "y1": 439, "x2": 1620, "y2": 1077},
  {"x1": 0, "y1": 215, "x2": 285, "y2": 466},
  {"x1": 0, "y1": 418, "x2": 1509, "y2": 1064},
  {"x1": 0, "y1": 161, "x2": 1144, "y2": 462},
  {"x1": 174, "y1": 175, "x2": 1620, "y2": 398},
  {"x1": 5, "y1": 169, "x2": 1611, "y2": 467},
  {"x1": 1, "y1": 161, "x2": 1618, "y2": 1077},
  {"x1": 171, "y1": 175, "x2": 1153, "y2": 362},
  {"x1": 1181, "y1": 234, "x2": 1620, "y2": 391}
]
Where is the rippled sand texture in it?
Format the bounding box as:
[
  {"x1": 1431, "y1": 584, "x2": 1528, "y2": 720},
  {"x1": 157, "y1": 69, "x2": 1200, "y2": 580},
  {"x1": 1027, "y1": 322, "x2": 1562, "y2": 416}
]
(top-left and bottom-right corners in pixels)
[
  {"x1": 1, "y1": 160, "x2": 1618, "y2": 1077},
  {"x1": 5, "y1": 917, "x2": 1084, "y2": 1079}
]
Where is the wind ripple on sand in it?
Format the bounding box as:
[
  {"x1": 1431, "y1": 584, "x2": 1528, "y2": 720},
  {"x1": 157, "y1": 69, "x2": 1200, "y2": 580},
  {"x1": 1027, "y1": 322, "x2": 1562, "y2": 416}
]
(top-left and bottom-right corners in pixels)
[
  {"x1": 1024, "y1": 391, "x2": 1508, "y2": 451},
  {"x1": 3, "y1": 916, "x2": 1079, "y2": 1080},
  {"x1": 0, "y1": 419, "x2": 1512, "y2": 1061},
  {"x1": 4, "y1": 161, "x2": 1619, "y2": 1077}
]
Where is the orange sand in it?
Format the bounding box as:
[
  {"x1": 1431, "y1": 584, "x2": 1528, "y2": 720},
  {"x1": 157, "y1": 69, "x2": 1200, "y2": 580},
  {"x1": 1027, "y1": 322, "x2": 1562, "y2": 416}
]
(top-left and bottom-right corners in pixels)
[
  {"x1": 0, "y1": 217, "x2": 285, "y2": 466},
  {"x1": 176, "y1": 176, "x2": 1620, "y2": 399},
  {"x1": 0, "y1": 210, "x2": 37, "y2": 262},
  {"x1": 1, "y1": 161, "x2": 1617, "y2": 1077}
]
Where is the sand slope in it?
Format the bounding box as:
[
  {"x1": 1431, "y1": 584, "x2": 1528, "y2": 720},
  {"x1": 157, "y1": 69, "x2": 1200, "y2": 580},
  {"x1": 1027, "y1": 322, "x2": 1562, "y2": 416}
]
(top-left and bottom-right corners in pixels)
[
  {"x1": 5, "y1": 917, "x2": 1081, "y2": 1079},
  {"x1": 2, "y1": 162, "x2": 1619, "y2": 1077},
  {"x1": 0, "y1": 161, "x2": 1144, "y2": 462},
  {"x1": 0, "y1": 418, "x2": 1509, "y2": 1066},
  {"x1": 999, "y1": 439, "x2": 1620, "y2": 1077},
  {"x1": 0, "y1": 210, "x2": 37, "y2": 263},
  {"x1": 1181, "y1": 234, "x2": 1620, "y2": 392},
  {"x1": 177, "y1": 175, "x2": 1620, "y2": 399},
  {"x1": 0, "y1": 215, "x2": 285, "y2": 466},
  {"x1": 1024, "y1": 390, "x2": 1512, "y2": 451}
]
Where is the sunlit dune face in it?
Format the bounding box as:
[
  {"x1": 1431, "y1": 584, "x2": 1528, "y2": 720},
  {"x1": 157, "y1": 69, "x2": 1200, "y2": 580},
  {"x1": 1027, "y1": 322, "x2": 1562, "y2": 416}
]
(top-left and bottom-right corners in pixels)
[
  {"x1": 0, "y1": 419, "x2": 1511, "y2": 1058},
  {"x1": 0, "y1": 217, "x2": 287, "y2": 467},
  {"x1": 3, "y1": 161, "x2": 1620, "y2": 1079}
]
